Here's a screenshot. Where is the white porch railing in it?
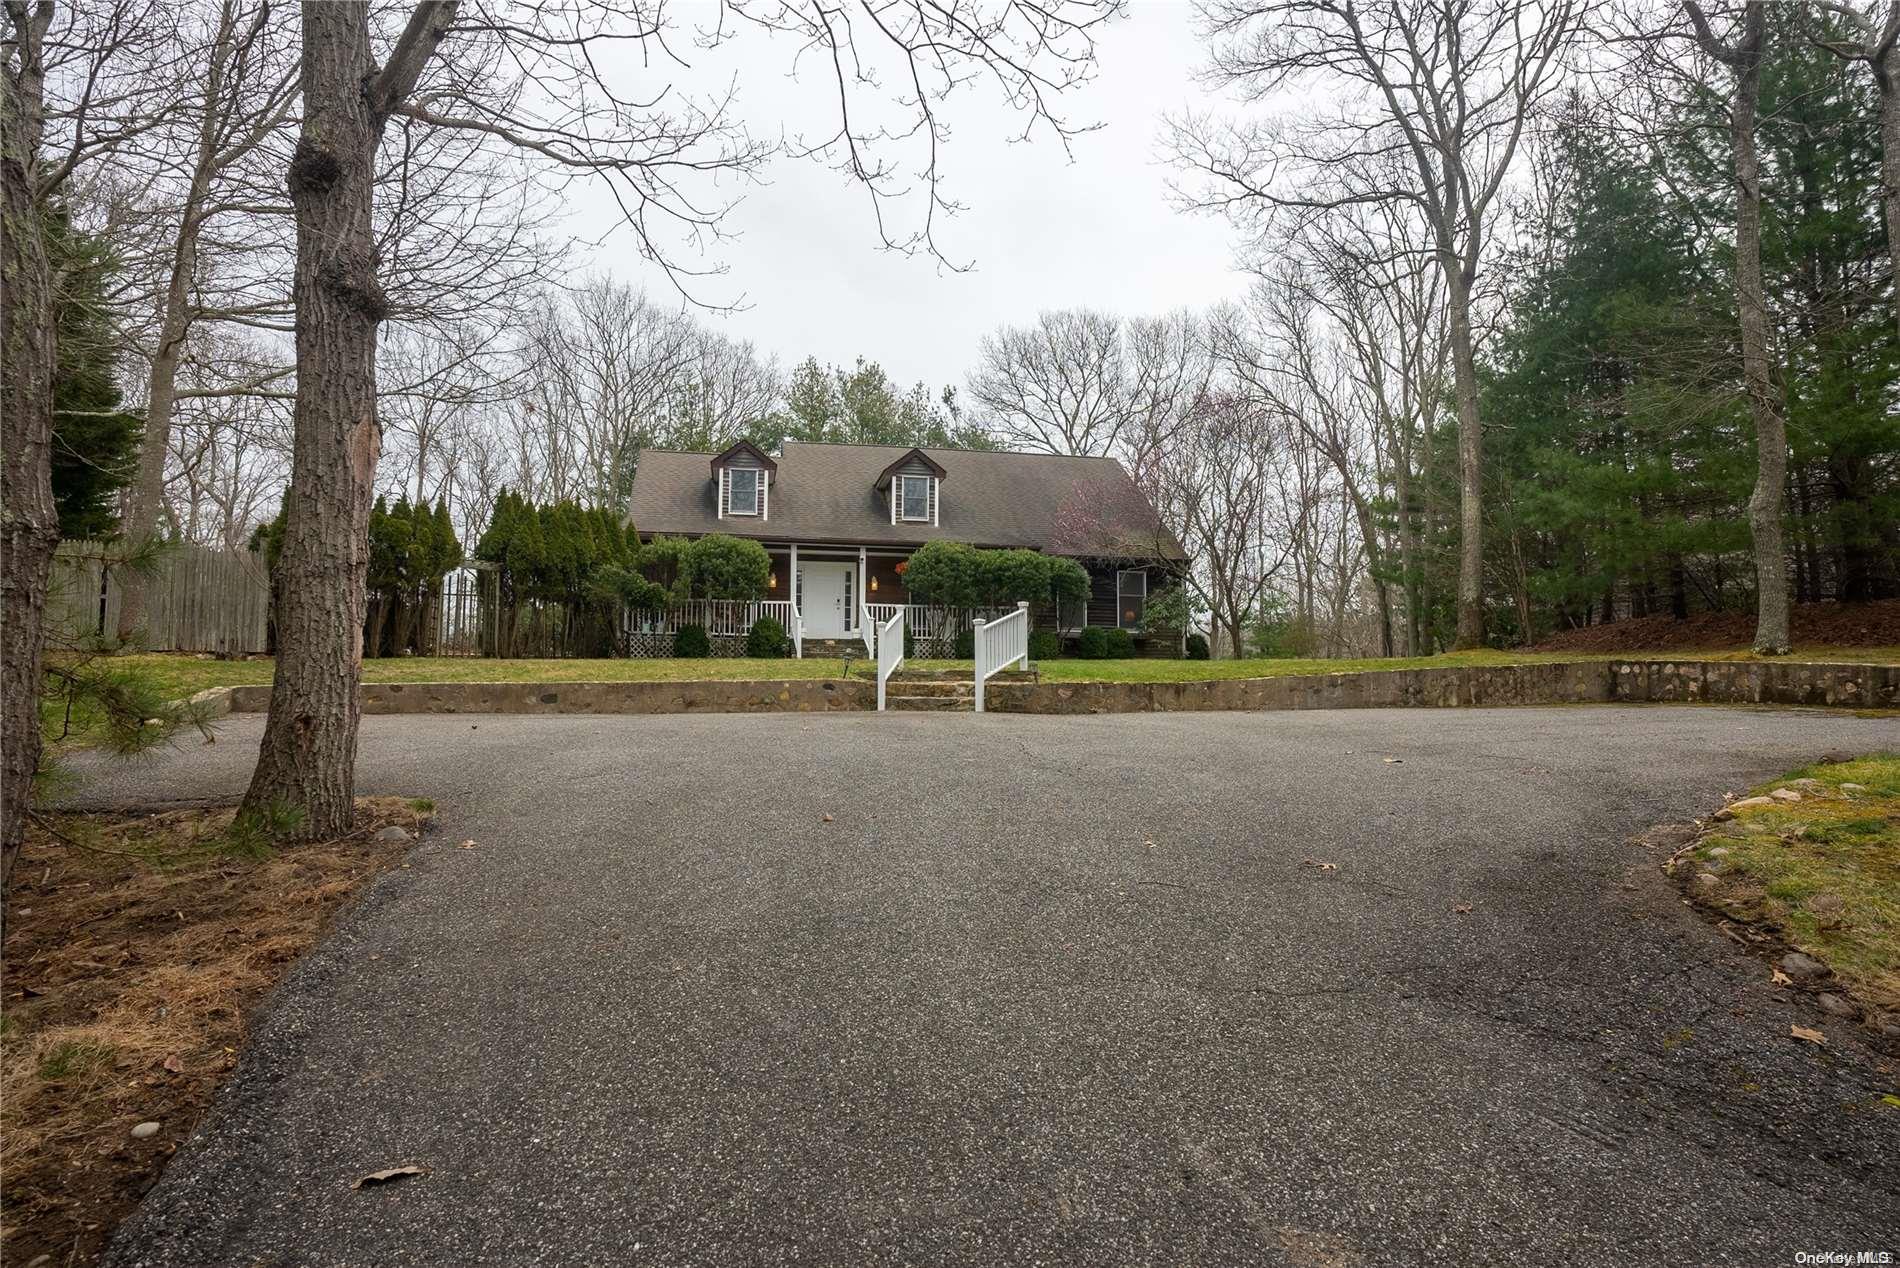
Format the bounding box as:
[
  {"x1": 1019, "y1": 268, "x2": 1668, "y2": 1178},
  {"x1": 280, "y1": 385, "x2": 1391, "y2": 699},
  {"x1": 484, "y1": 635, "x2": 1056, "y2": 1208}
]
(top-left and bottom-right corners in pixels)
[
  {"x1": 789, "y1": 602, "x2": 803, "y2": 658},
  {"x1": 972, "y1": 601, "x2": 1030, "y2": 713},
  {"x1": 875, "y1": 607, "x2": 905, "y2": 711},
  {"x1": 864, "y1": 603, "x2": 1014, "y2": 648},
  {"x1": 625, "y1": 599, "x2": 798, "y2": 640}
]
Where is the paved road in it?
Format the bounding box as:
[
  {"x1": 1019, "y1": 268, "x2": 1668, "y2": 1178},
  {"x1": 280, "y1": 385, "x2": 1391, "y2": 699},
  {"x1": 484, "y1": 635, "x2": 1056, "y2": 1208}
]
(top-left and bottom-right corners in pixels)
[{"x1": 86, "y1": 706, "x2": 1900, "y2": 1267}]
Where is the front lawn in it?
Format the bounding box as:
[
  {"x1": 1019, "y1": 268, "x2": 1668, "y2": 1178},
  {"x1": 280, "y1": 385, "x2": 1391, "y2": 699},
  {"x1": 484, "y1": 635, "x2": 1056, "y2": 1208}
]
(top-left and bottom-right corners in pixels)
[{"x1": 81, "y1": 644, "x2": 1900, "y2": 705}]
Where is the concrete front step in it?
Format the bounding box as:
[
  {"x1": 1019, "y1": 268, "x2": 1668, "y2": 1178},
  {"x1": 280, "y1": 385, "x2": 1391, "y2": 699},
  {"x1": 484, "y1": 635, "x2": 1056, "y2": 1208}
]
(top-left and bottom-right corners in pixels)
[
  {"x1": 888, "y1": 694, "x2": 972, "y2": 711},
  {"x1": 799, "y1": 639, "x2": 866, "y2": 658},
  {"x1": 885, "y1": 680, "x2": 974, "y2": 698},
  {"x1": 890, "y1": 669, "x2": 1036, "y2": 683}
]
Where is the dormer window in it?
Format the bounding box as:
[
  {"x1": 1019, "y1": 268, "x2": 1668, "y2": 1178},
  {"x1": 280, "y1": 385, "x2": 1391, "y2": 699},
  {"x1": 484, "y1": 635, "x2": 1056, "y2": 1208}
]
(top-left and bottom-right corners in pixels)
[
  {"x1": 877, "y1": 447, "x2": 947, "y2": 528},
  {"x1": 729, "y1": 466, "x2": 760, "y2": 516},
  {"x1": 898, "y1": 474, "x2": 931, "y2": 522},
  {"x1": 710, "y1": 439, "x2": 776, "y2": 522}
]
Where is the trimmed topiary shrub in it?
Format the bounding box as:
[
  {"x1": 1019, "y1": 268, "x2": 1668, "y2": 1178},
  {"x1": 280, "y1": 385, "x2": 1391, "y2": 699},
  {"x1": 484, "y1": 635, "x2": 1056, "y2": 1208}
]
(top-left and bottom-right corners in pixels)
[
  {"x1": 954, "y1": 627, "x2": 975, "y2": 659},
  {"x1": 1185, "y1": 632, "x2": 1210, "y2": 660},
  {"x1": 674, "y1": 623, "x2": 711, "y2": 658},
  {"x1": 1076, "y1": 626, "x2": 1112, "y2": 659},
  {"x1": 747, "y1": 615, "x2": 788, "y2": 658},
  {"x1": 1105, "y1": 628, "x2": 1135, "y2": 658},
  {"x1": 1029, "y1": 630, "x2": 1060, "y2": 661}
]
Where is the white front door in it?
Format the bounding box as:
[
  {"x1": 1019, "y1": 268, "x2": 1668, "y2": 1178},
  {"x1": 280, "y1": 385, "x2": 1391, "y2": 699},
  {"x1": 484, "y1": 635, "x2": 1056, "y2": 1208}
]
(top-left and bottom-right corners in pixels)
[{"x1": 800, "y1": 563, "x2": 850, "y2": 637}]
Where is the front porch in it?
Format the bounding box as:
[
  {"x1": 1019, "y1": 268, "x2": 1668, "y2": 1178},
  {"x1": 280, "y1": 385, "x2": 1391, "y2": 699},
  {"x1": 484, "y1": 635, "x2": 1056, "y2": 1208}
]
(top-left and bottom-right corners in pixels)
[
  {"x1": 620, "y1": 542, "x2": 1180, "y2": 658},
  {"x1": 620, "y1": 597, "x2": 1009, "y2": 659}
]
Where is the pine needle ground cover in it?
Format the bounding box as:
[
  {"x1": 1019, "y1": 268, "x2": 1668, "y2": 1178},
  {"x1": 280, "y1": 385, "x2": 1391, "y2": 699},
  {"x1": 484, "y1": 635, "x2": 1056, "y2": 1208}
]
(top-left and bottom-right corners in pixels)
[{"x1": 1, "y1": 797, "x2": 432, "y2": 1266}]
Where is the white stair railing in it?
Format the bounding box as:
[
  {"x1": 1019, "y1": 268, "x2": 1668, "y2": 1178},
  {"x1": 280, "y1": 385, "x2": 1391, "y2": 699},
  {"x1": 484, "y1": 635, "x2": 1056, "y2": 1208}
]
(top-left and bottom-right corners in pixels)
[
  {"x1": 789, "y1": 602, "x2": 803, "y2": 658},
  {"x1": 972, "y1": 601, "x2": 1030, "y2": 713},
  {"x1": 859, "y1": 599, "x2": 876, "y2": 659},
  {"x1": 875, "y1": 607, "x2": 905, "y2": 711}
]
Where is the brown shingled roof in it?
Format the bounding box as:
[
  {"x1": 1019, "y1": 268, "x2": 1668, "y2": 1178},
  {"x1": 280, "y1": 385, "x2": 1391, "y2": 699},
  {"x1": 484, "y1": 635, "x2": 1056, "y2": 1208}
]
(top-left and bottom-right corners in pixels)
[{"x1": 627, "y1": 441, "x2": 1185, "y2": 560}]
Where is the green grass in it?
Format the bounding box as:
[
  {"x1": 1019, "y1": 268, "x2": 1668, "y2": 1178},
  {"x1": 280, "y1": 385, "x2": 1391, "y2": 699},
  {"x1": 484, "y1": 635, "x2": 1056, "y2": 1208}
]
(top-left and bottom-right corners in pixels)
[
  {"x1": 86, "y1": 643, "x2": 1900, "y2": 702},
  {"x1": 1690, "y1": 754, "x2": 1900, "y2": 1011},
  {"x1": 37, "y1": 1040, "x2": 116, "y2": 1082}
]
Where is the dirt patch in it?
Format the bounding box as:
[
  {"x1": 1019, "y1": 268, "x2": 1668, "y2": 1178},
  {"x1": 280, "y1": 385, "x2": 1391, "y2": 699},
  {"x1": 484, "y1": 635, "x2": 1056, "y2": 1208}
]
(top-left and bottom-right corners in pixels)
[
  {"x1": 1, "y1": 797, "x2": 432, "y2": 1267},
  {"x1": 1532, "y1": 598, "x2": 1900, "y2": 654}
]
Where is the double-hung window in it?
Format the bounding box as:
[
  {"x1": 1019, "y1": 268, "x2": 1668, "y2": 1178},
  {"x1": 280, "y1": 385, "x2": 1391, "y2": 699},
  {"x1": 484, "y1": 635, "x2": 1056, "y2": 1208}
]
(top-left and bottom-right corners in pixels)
[
  {"x1": 1117, "y1": 570, "x2": 1147, "y2": 630},
  {"x1": 728, "y1": 467, "x2": 760, "y2": 516},
  {"x1": 898, "y1": 474, "x2": 931, "y2": 522}
]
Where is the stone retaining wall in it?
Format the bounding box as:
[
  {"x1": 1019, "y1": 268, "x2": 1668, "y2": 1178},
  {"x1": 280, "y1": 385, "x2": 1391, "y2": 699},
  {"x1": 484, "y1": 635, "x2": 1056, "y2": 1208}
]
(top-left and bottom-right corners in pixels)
[
  {"x1": 201, "y1": 659, "x2": 1895, "y2": 718},
  {"x1": 218, "y1": 679, "x2": 874, "y2": 715},
  {"x1": 986, "y1": 660, "x2": 1898, "y2": 714}
]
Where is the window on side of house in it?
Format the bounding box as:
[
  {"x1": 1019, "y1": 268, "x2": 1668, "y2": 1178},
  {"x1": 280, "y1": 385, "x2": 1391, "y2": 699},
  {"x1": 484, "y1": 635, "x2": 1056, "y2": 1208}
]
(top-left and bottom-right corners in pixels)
[
  {"x1": 899, "y1": 474, "x2": 931, "y2": 522},
  {"x1": 1118, "y1": 569, "x2": 1147, "y2": 630},
  {"x1": 728, "y1": 466, "x2": 760, "y2": 515}
]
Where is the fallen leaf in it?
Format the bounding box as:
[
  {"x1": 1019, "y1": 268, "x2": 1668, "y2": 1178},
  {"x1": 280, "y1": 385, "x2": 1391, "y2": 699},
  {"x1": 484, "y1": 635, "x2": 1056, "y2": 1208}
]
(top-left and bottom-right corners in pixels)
[
  {"x1": 1771, "y1": 967, "x2": 1793, "y2": 987},
  {"x1": 162, "y1": 1055, "x2": 184, "y2": 1074},
  {"x1": 1790, "y1": 1024, "x2": 1826, "y2": 1045},
  {"x1": 821, "y1": 814, "x2": 834, "y2": 823},
  {"x1": 1452, "y1": 903, "x2": 1472, "y2": 914},
  {"x1": 458, "y1": 840, "x2": 477, "y2": 850},
  {"x1": 1382, "y1": 757, "x2": 1403, "y2": 764},
  {"x1": 1880, "y1": 1094, "x2": 1900, "y2": 1109},
  {"x1": 1301, "y1": 858, "x2": 1338, "y2": 873},
  {"x1": 352, "y1": 1165, "x2": 427, "y2": 1190},
  {"x1": 1142, "y1": 839, "x2": 1157, "y2": 849}
]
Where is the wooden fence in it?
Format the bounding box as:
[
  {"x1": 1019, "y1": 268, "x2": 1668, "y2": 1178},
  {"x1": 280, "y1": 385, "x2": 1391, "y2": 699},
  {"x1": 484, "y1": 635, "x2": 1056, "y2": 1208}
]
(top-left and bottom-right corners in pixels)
[{"x1": 50, "y1": 538, "x2": 271, "y2": 656}]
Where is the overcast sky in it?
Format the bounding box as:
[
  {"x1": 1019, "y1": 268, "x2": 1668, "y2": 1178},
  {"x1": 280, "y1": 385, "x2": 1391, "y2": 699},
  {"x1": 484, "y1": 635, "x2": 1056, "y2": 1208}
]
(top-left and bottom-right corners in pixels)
[{"x1": 559, "y1": 2, "x2": 1245, "y2": 396}]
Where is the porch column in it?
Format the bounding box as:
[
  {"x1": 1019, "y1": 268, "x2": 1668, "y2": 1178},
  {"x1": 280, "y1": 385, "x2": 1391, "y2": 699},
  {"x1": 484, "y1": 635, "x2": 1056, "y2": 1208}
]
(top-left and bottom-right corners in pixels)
[{"x1": 857, "y1": 545, "x2": 867, "y2": 629}]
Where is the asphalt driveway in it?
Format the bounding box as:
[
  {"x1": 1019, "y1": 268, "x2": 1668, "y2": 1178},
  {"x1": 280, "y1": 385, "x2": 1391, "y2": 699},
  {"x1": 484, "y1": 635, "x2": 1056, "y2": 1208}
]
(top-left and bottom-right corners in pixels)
[{"x1": 83, "y1": 706, "x2": 1900, "y2": 1267}]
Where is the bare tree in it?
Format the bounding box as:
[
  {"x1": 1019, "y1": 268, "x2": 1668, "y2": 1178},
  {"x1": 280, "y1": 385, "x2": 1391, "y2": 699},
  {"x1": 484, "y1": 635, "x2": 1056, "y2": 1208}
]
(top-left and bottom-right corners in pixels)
[
  {"x1": 968, "y1": 307, "x2": 1212, "y2": 461},
  {"x1": 1222, "y1": 269, "x2": 1398, "y2": 654},
  {"x1": 1143, "y1": 389, "x2": 1289, "y2": 657},
  {"x1": 1172, "y1": 0, "x2": 1588, "y2": 649},
  {"x1": 968, "y1": 309, "x2": 1128, "y2": 455},
  {"x1": 1811, "y1": 0, "x2": 1900, "y2": 341},
  {"x1": 247, "y1": 0, "x2": 1118, "y2": 838},
  {"x1": 115, "y1": 1, "x2": 297, "y2": 639},
  {"x1": 1682, "y1": 0, "x2": 1790, "y2": 654}
]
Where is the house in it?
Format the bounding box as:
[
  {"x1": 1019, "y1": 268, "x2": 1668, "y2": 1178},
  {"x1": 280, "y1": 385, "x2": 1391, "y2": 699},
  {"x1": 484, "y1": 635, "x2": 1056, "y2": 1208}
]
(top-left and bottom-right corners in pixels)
[{"x1": 625, "y1": 439, "x2": 1187, "y2": 655}]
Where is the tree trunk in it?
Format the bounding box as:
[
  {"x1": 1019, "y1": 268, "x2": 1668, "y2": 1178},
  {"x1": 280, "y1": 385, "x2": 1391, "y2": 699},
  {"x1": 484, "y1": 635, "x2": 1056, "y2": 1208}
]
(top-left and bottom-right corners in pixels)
[
  {"x1": 1875, "y1": 40, "x2": 1899, "y2": 344},
  {"x1": 241, "y1": 3, "x2": 388, "y2": 837},
  {"x1": 1445, "y1": 266, "x2": 1486, "y2": 649},
  {"x1": 1394, "y1": 465, "x2": 1421, "y2": 655},
  {"x1": 242, "y1": 0, "x2": 454, "y2": 835},
  {"x1": 1726, "y1": 6, "x2": 1792, "y2": 654},
  {"x1": 1, "y1": 7, "x2": 58, "y2": 896},
  {"x1": 119, "y1": 95, "x2": 221, "y2": 641}
]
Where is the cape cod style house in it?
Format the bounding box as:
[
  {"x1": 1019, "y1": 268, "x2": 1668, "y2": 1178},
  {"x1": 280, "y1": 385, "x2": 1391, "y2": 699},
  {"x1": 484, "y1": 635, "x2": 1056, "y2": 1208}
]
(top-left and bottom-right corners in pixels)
[{"x1": 624, "y1": 440, "x2": 1187, "y2": 657}]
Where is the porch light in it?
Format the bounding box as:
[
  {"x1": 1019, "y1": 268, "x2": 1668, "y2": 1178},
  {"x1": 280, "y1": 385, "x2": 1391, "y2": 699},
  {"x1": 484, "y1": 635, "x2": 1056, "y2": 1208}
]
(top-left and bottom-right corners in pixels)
[
  {"x1": 768, "y1": 572, "x2": 778, "y2": 590},
  {"x1": 870, "y1": 575, "x2": 879, "y2": 593}
]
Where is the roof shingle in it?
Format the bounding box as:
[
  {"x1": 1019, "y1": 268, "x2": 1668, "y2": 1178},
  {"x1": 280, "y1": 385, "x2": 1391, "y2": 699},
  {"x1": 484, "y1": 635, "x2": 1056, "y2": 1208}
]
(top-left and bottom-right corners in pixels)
[{"x1": 627, "y1": 441, "x2": 1183, "y2": 559}]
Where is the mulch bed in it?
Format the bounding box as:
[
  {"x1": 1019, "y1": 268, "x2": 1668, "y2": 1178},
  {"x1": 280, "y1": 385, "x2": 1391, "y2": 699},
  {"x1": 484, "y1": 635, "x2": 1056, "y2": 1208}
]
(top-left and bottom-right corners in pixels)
[
  {"x1": 1, "y1": 798, "x2": 430, "y2": 1267},
  {"x1": 1531, "y1": 599, "x2": 1900, "y2": 655}
]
